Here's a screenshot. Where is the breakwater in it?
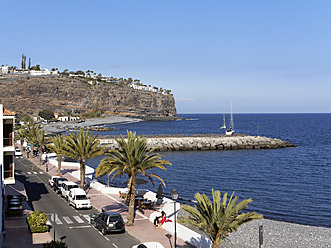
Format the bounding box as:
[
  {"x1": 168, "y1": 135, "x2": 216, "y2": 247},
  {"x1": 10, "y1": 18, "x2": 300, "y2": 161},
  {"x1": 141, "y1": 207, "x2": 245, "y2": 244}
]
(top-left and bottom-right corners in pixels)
[{"x1": 99, "y1": 134, "x2": 296, "y2": 151}]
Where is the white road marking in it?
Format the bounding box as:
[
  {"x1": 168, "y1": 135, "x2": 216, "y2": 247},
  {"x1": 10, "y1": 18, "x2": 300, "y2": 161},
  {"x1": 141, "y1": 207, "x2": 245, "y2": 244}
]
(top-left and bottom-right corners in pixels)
[
  {"x1": 46, "y1": 220, "x2": 51, "y2": 225},
  {"x1": 63, "y1": 216, "x2": 73, "y2": 224},
  {"x1": 83, "y1": 214, "x2": 90, "y2": 222},
  {"x1": 39, "y1": 171, "x2": 44, "y2": 174},
  {"x1": 68, "y1": 226, "x2": 91, "y2": 229},
  {"x1": 112, "y1": 243, "x2": 118, "y2": 248},
  {"x1": 55, "y1": 218, "x2": 63, "y2": 225},
  {"x1": 33, "y1": 172, "x2": 38, "y2": 174},
  {"x1": 104, "y1": 237, "x2": 110, "y2": 241},
  {"x1": 27, "y1": 172, "x2": 32, "y2": 175},
  {"x1": 73, "y1": 216, "x2": 84, "y2": 223}
]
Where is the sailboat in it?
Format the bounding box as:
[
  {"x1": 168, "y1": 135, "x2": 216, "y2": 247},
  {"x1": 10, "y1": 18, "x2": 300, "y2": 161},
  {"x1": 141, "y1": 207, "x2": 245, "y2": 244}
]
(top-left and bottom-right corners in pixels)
[
  {"x1": 220, "y1": 114, "x2": 226, "y2": 129},
  {"x1": 225, "y1": 101, "x2": 235, "y2": 135}
]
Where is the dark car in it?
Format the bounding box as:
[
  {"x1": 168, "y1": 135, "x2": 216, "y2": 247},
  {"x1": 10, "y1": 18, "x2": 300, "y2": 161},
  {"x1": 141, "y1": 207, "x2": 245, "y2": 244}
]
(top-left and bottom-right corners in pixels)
[
  {"x1": 53, "y1": 177, "x2": 68, "y2": 193},
  {"x1": 90, "y1": 211, "x2": 125, "y2": 235}
]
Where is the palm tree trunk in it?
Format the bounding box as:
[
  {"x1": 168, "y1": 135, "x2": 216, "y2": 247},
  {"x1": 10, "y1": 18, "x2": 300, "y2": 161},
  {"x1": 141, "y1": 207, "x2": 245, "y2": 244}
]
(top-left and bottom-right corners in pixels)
[
  {"x1": 212, "y1": 238, "x2": 222, "y2": 248},
  {"x1": 20, "y1": 139, "x2": 25, "y2": 156},
  {"x1": 57, "y1": 155, "x2": 62, "y2": 176},
  {"x1": 80, "y1": 161, "x2": 85, "y2": 189},
  {"x1": 38, "y1": 146, "x2": 42, "y2": 165},
  {"x1": 126, "y1": 176, "x2": 136, "y2": 225}
]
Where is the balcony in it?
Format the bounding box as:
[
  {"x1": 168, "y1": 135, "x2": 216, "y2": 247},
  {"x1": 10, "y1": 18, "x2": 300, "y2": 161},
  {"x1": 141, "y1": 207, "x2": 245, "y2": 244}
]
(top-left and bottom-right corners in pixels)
[
  {"x1": 3, "y1": 123, "x2": 14, "y2": 147},
  {"x1": 3, "y1": 137, "x2": 14, "y2": 147},
  {"x1": 3, "y1": 154, "x2": 15, "y2": 184}
]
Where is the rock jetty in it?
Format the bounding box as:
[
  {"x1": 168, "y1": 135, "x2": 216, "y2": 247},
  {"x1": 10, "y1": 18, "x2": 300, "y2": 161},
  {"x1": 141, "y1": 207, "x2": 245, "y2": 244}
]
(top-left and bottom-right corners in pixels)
[{"x1": 99, "y1": 134, "x2": 296, "y2": 152}]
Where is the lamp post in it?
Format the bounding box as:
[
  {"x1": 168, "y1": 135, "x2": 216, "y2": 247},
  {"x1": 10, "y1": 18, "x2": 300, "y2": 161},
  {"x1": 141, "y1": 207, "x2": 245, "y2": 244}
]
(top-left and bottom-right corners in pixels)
[
  {"x1": 171, "y1": 188, "x2": 179, "y2": 248},
  {"x1": 45, "y1": 153, "x2": 48, "y2": 172}
]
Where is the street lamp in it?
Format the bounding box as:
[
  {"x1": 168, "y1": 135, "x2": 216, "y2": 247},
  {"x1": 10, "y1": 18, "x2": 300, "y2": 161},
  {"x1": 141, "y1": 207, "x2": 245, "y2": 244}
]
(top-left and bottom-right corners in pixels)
[
  {"x1": 45, "y1": 153, "x2": 48, "y2": 172},
  {"x1": 171, "y1": 188, "x2": 179, "y2": 248}
]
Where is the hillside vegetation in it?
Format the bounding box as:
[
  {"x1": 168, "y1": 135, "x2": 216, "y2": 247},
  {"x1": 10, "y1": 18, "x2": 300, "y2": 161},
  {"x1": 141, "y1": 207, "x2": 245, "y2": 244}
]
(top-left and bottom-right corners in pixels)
[{"x1": 0, "y1": 75, "x2": 177, "y2": 119}]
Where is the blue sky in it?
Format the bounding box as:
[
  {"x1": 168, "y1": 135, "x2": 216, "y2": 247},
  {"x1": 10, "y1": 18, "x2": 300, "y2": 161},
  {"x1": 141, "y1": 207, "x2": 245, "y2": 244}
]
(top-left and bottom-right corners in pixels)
[{"x1": 1, "y1": 0, "x2": 331, "y2": 113}]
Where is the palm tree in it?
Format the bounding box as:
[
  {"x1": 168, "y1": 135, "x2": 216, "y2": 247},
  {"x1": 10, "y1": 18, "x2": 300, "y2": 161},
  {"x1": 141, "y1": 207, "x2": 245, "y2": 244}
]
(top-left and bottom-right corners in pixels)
[
  {"x1": 47, "y1": 135, "x2": 65, "y2": 176},
  {"x1": 25, "y1": 121, "x2": 39, "y2": 159},
  {"x1": 34, "y1": 127, "x2": 48, "y2": 165},
  {"x1": 15, "y1": 126, "x2": 28, "y2": 156},
  {"x1": 62, "y1": 130, "x2": 104, "y2": 189},
  {"x1": 95, "y1": 131, "x2": 171, "y2": 225},
  {"x1": 178, "y1": 189, "x2": 263, "y2": 248}
]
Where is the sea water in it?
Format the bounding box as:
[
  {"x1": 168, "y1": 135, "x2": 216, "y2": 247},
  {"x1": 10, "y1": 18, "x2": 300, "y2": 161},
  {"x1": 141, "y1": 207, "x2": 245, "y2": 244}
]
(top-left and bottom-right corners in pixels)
[{"x1": 87, "y1": 113, "x2": 331, "y2": 228}]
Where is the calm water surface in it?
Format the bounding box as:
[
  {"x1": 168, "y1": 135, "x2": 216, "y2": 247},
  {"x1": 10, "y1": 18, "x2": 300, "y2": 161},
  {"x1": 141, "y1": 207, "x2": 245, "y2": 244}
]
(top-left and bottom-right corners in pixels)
[{"x1": 87, "y1": 114, "x2": 331, "y2": 227}]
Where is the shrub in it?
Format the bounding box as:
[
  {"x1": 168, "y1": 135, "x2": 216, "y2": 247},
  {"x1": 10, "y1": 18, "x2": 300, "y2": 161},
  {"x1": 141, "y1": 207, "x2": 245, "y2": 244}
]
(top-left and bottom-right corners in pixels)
[
  {"x1": 27, "y1": 211, "x2": 48, "y2": 233},
  {"x1": 39, "y1": 109, "x2": 55, "y2": 121},
  {"x1": 43, "y1": 240, "x2": 68, "y2": 248}
]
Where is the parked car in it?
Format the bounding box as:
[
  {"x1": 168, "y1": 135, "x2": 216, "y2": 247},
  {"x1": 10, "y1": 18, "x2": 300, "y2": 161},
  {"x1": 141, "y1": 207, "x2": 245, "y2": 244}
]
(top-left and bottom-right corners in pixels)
[
  {"x1": 132, "y1": 242, "x2": 165, "y2": 248},
  {"x1": 48, "y1": 176, "x2": 60, "y2": 187},
  {"x1": 15, "y1": 149, "x2": 22, "y2": 156},
  {"x1": 61, "y1": 181, "x2": 79, "y2": 200},
  {"x1": 53, "y1": 177, "x2": 68, "y2": 193},
  {"x1": 90, "y1": 211, "x2": 125, "y2": 235},
  {"x1": 68, "y1": 188, "x2": 91, "y2": 209}
]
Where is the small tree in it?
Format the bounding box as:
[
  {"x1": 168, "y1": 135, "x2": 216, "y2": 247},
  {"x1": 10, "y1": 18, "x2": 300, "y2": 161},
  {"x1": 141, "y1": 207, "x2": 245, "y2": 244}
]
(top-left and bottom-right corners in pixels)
[
  {"x1": 95, "y1": 131, "x2": 171, "y2": 225},
  {"x1": 62, "y1": 130, "x2": 104, "y2": 189},
  {"x1": 43, "y1": 240, "x2": 68, "y2": 248},
  {"x1": 39, "y1": 109, "x2": 55, "y2": 121},
  {"x1": 178, "y1": 189, "x2": 263, "y2": 248},
  {"x1": 47, "y1": 135, "x2": 65, "y2": 176}
]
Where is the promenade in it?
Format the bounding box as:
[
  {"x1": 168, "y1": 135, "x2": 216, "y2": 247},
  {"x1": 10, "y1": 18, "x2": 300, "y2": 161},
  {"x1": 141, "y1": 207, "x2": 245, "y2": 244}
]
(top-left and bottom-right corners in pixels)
[
  {"x1": 5, "y1": 151, "x2": 331, "y2": 247},
  {"x1": 3, "y1": 152, "x2": 195, "y2": 248}
]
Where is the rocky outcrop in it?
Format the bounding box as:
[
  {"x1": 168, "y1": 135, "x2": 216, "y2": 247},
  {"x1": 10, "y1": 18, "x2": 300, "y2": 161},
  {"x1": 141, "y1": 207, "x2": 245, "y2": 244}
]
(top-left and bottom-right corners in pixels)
[
  {"x1": 0, "y1": 75, "x2": 177, "y2": 118},
  {"x1": 99, "y1": 135, "x2": 297, "y2": 152}
]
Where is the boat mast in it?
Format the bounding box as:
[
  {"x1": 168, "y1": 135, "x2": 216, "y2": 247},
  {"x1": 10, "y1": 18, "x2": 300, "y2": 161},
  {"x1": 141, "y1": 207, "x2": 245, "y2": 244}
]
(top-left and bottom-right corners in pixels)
[{"x1": 230, "y1": 101, "x2": 234, "y2": 130}]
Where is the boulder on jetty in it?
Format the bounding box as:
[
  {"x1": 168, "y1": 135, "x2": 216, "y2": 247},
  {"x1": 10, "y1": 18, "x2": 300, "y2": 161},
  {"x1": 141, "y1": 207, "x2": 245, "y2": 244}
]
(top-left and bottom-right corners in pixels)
[{"x1": 99, "y1": 134, "x2": 297, "y2": 152}]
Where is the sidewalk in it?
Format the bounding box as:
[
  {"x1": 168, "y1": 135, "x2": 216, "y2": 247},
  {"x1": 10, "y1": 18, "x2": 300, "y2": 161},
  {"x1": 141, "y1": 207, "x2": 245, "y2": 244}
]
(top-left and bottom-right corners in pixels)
[
  {"x1": 6, "y1": 153, "x2": 194, "y2": 248},
  {"x1": 3, "y1": 187, "x2": 53, "y2": 247}
]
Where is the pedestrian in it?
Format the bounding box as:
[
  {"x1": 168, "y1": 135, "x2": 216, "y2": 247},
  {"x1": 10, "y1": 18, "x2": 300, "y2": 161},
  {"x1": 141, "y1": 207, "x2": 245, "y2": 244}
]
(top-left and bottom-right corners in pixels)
[{"x1": 156, "y1": 211, "x2": 172, "y2": 228}]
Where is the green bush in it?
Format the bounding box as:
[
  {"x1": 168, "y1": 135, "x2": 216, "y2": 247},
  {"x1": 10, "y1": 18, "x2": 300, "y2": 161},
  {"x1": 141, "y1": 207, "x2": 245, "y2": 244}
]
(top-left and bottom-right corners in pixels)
[
  {"x1": 27, "y1": 211, "x2": 49, "y2": 233},
  {"x1": 39, "y1": 109, "x2": 55, "y2": 121},
  {"x1": 43, "y1": 240, "x2": 68, "y2": 248}
]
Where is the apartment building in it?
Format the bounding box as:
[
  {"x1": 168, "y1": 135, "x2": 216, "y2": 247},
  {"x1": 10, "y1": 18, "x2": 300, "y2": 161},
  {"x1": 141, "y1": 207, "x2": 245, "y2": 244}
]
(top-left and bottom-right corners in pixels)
[{"x1": 0, "y1": 104, "x2": 15, "y2": 245}]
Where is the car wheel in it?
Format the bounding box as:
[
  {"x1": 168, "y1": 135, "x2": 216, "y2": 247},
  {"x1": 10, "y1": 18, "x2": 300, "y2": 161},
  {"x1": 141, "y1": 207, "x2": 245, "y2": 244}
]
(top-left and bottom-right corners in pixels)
[
  {"x1": 101, "y1": 228, "x2": 107, "y2": 235},
  {"x1": 115, "y1": 221, "x2": 124, "y2": 229}
]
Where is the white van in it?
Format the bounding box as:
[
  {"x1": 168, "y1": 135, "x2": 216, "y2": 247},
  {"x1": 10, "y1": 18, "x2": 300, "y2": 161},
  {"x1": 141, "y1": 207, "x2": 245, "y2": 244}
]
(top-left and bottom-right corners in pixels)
[
  {"x1": 68, "y1": 188, "x2": 91, "y2": 209},
  {"x1": 61, "y1": 181, "x2": 79, "y2": 200}
]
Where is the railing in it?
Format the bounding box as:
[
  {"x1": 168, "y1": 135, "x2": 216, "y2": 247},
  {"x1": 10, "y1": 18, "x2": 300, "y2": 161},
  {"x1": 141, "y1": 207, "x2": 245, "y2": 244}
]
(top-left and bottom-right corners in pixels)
[
  {"x1": 4, "y1": 169, "x2": 14, "y2": 180},
  {"x1": 3, "y1": 137, "x2": 13, "y2": 147}
]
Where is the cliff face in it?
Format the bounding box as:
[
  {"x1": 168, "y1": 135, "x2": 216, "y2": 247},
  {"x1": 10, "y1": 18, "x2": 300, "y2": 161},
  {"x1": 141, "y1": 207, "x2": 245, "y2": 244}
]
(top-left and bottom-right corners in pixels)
[{"x1": 0, "y1": 76, "x2": 177, "y2": 118}]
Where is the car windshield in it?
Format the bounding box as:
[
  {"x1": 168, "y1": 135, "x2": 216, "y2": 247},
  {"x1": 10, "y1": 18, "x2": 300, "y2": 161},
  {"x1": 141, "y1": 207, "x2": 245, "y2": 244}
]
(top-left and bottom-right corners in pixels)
[
  {"x1": 68, "y1": 185, "x2": 78, "y2": 190},
  {"x1": 76, "y1": 195, "x2": 88, "y2": 200},
  {"x1": 108, "y1": 216, "x2": 121, "y2": 222}
]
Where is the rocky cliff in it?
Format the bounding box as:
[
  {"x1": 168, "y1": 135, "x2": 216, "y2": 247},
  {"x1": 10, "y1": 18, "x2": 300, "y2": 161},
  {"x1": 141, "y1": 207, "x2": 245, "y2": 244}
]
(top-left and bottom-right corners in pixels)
[{"x1": 0, "y1": 75, "x2": 177, "y2": 118}]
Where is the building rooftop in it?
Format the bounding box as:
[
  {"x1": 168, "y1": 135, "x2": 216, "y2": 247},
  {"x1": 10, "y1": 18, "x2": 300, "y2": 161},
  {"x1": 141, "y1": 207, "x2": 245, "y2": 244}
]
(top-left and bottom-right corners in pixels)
[{"x1": 3, "y1": 108, "x2": 16, "y2": 116}]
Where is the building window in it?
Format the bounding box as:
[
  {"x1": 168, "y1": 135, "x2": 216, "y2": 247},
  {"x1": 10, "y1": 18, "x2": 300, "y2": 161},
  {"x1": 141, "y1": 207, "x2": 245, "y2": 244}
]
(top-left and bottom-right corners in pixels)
[
  {"x1": 4, "y1": 155, "x2": 14, "y2": 180},
  {"x1": 3, "y1": 123, "x2": 13, "y2": 147}
]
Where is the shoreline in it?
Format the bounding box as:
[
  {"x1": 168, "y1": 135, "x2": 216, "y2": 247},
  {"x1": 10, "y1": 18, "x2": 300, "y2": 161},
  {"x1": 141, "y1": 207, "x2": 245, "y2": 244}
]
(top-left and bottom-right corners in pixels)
[
  {"x1": 43, "y1": 153, "x2": 331, "y2": 247},
  {"x1": 43, "y1": 116, "x2": 143, "y2": 135}
]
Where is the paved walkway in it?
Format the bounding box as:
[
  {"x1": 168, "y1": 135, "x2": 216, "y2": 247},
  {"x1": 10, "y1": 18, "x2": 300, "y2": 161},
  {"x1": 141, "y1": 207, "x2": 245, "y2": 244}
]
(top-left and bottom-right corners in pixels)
[{"x1": 4, "y1": 152, "x2": 194, "y2": 248}]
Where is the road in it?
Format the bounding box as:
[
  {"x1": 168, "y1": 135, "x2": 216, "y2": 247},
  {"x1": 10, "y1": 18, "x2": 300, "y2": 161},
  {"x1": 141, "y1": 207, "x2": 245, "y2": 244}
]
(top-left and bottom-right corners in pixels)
[{"x1": 15, "y1": 157, "x2": 140, "y2": 248}]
